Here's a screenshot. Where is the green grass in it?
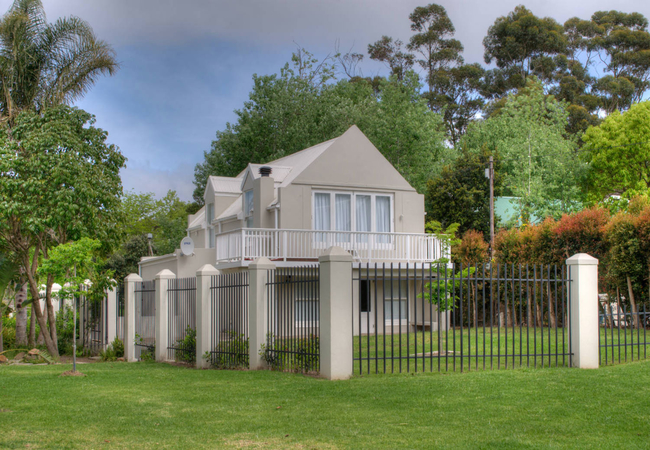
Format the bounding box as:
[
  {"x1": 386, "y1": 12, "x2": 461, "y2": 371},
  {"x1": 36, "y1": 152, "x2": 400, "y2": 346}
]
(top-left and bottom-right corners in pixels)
[
  {"x1": 353, "y1": 327, "x2": 650, "y2": 374},
  {"x1": 2, "y1": 361, "x2": 650, "y2": 449}
]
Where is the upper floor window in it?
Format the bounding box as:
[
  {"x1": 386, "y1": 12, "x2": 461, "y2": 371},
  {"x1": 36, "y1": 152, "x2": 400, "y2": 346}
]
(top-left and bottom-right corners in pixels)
[
  {"x1": 244, "y1": 190, "x2": 254, "y2": 228},
  {"x1": 206, "y1": 203, "x2": 215, "y2": 248},
  {"x1": 313, "y1": 191, "x2": 392, "y2": 241}
]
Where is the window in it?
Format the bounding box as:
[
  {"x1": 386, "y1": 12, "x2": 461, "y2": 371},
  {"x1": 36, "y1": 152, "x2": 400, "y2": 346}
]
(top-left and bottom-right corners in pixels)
[
  {"x1": 295, "y1": 282, "x2": 319, "y2": 325},
  {"x1": 312, "y1": 191, "x2": 393, "y2": 242},
  {"x1": 383, "y1": 280, "x2": 408, "y2": 324},
  {"x1": 207, "y1": 203, "x2": 215, "y2": 248},
  {"x1": 360, "y1": 280, "x2": 371, "y2": 313},
  {"x1": 244, "y1": 190, "x2": 254, "y2": 228}
]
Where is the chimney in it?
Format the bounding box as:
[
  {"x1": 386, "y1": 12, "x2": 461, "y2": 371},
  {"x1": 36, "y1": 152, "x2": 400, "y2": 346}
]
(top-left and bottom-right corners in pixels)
[{"x1": 259, "y1": 166, "x2": 272, "y2": 177}]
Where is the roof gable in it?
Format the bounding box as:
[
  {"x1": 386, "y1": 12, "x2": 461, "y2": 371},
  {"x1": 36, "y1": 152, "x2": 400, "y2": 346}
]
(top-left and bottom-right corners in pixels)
[{"x1": 292, "y1": 125, "x2": 416, "y2": 192}]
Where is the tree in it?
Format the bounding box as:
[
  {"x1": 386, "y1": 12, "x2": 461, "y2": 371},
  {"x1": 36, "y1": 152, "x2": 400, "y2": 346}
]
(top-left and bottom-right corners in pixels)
[
  {"x1": 0, "y1": 106, "x2": 125, "y2": 356},
  {"x1": 407, "y1": 3, "x2": 464, "y2": 98},
  {"x1": 483, "y1": 6, "x2": 567, "y2": 82},
  {"x1": 581, "y1": 101, "x2": 650, "y2": 203},
  {"x1": 368, "y1": 36, "x2": 415, "y2": 81},
  {"x1": 0, "y1": 0, "x2": 118, "y2": 121},
  {"x1": 426, "y1": 145, "x2": 500, "y2": 236},
  {"x1": 463, "y1": 79, "x2": 583, "y2": 221}
]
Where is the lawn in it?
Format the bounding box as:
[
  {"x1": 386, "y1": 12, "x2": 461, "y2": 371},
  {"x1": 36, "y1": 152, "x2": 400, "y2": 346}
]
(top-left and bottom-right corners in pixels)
[{"x1": 1, "y1": 360, "x2": 650, "y2": 449}]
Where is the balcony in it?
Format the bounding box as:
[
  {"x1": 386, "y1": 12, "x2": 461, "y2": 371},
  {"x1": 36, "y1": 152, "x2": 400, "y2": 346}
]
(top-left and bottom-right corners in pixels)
[{"x1": 215, "y1": 228, "x2": 446, "y2": 265}]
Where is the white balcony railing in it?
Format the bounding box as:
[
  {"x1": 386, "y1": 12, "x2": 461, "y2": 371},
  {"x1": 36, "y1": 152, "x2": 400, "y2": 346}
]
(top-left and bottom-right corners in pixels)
[{"x1": 215, "y1": 228, "x2": 447, "y2": 264}]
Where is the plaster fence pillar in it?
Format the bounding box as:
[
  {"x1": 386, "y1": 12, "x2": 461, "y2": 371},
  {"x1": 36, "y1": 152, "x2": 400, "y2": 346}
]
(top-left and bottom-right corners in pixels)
[
  {"x1": 196, "y1": 264, "x2": 220, "y2": 369},
  {"x1": 319, "y1": 246, "x2": 353, "y2": 380},
  {"x1": 124, "y1": 273, "x2": 142, "y2": 362},
  {"x1": 567, "y1": 253, "x2": 599, "y2": 369},
  {"x1": 154, "y1": 269, "x2": 176, "y2": 362},
  {"x1": 106, "y1": 282, "x2": 117, "y2": 347},
  {"x1": 249, "y1": 258, "x2": 275, "y2": 370}
]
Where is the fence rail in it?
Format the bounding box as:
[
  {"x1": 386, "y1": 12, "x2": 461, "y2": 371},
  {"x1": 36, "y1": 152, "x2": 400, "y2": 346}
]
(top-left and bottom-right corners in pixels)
[
  {"x1": 134, "y1": 280, "x2": 156, "y2": 360},
  {"x1": 208, "y1": 272, "x2": 249, "y2": 368},
  {"x1": 167, "y1": 277, "x2": 196, "y2": 363},
  {"x1": 265, "y1": 266, "x2": 320, "y2": 373},
  {"x1": 353, "y1": 263, "x2": 572, "y2": 374}
]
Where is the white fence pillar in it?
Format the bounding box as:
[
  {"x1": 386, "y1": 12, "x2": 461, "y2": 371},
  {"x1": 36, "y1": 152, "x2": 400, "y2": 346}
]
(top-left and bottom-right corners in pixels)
[
  {"x1": 567, "y1": 253, "x2": 599, "y2": 369},
  {"x1": 124, "y1": 273, "x2": 142, "y2": 362},
  {"x1": 106, "y1": 283, "x2": 117, "y2": 347},
  {"x1": 319, "y1": 246, "x2": 353, "y2": 380},
  {"x1": 155, "y1": 269, "x2": 175, "y2": 362},
  {"x1": 196, "y1": 264, "x2": 220, "y2": 369},
  {"x1": 249, "y1": 257, "x2": 275, "y2": 370}
]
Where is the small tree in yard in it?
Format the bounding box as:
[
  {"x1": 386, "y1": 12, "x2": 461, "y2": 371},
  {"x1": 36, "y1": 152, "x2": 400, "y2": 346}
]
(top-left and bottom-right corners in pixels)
[
  {"x1": 0, "y1": 106, "x2": 125, "y2": 357},
  {"x1": 39, "y1": 238, "x2": 114, "y2": 369}
]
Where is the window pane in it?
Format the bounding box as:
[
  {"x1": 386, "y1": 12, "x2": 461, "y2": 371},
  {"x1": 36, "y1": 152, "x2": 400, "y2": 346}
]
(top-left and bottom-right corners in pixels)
[
  {"x1": 360, "y1": 280, "x2": 371, "y2": 313},
  {"x1": 356, "y1": 195, "x2": 371, "y2": 243},
  {"x1": 376, "y1": 196, "x2": 391, "y2": 243},
  {"x1": 295, "y1": 300, "x2": 319, "y2": 322},
  {"x1": 314, "y1": 193, "x2": 330, "y2": 243},
  {"x1": 207, "y1": 203, "x2": 214, "y2": 223},
  {"x1": 335, "y1": 194, "x2": 351, "y2": 242},
  {"x1": 384, "y1": 300, "x2": 407, "y2": 322},
  {"x1": 244, "y1": 191, "x2": 254, "y2": 218}
]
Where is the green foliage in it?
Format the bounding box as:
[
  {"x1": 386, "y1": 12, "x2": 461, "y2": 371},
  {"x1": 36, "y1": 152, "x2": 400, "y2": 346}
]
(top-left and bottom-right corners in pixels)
[
  {"x1": 582, "y1": 101, "x2": 650, "y2": 203},
  {"x1": 0, "y1": 0, "x2": 118, "y2": 121},
  {"x1": 55, "y1": 306, "x2": 75, "y2": 356},
  {"x1": 135, "y1": 334, "x2": 155, "y2": 362},
  {"x1": 419, "y1": 265, "x2": 477, "y2": 312},
  {"x1": 463, "y1": 79, "x2": 583, "y2": 221},
  {"x1": 111, "y1": 337, "x2": 124, "y2": 358},
  {"x1": 426, "y1": 145, "x2": 500, "y2": 236},
  {"x1": 100, "y1": 345, "x2": 117, "y2": 362},
  {"x1": 174, "y1": 326, "x2": 196, "y2": 364},
  {"x1": 260, "y1": 334, "x2": 319, "y2": 373},
  {"x1": 209, "y1": 331, "x2": 249, "y2": 369},
  {"x1": 2, "y1": 316, "x2": 16, "y2": 349},
  {"x1": 424, "y1": 220, "x2": 460, "y2": 264}
]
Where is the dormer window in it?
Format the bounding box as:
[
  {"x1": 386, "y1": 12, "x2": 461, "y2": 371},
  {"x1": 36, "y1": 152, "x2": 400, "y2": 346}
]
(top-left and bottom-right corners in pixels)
[{"x1": 244, "y1": 190, "x2": 254, "y2": 228}]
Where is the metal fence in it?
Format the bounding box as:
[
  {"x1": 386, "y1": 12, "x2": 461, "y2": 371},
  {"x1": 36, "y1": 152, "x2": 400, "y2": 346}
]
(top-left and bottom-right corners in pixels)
[
  {"x1": 80, "y1": 294, "x2": 107, "y2": 355},
  {"x1": 167, "y1": 277, "x2": 197, "y2": 363},
  {"x1": 265, "y1": 266, "x2": 320, "y2": 373},
  {"x1": 599, "y1": 303, "x2": 650, "y2": 365},
  {"x1": 353, "y1": 263, "x2": 572, "y2": 374},
  {"x1": 208, "y1": 272, "x2": 250, "y2": 368},
  {"x1": 135, "y1": 280, "x2": 156, "y2": 360},
  {"x1": 116, "y1": 283, "x2": 125, "y2": 342}
]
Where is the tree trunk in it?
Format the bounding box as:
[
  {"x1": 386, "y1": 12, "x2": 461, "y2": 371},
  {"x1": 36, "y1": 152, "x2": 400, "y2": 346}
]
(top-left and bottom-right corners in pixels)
[
  {"x1": 548, "y1": 291, "x2": 556, "y2": 328},
  {"x1": 527, "y1": 286, "x2": 532, "y2": 326},
  {"x1": 626, "y1": 276, "x2": 640, "y2": 329},
  {"x1": 15, "y1": 282, "x2": 27, "y2": 347},
  {"x1": 28, "y1": 304, "x2": 36, "y2": 348},
  {"x1": 24, "y1": 276, "x2": 58, "y2": 357}
]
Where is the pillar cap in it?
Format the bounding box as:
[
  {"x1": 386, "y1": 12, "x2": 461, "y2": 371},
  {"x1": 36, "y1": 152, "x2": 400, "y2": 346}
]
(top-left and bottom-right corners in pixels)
[
  {"x1": 196, "y1": 264, "x2": 220, "y2": 276},
  {"x1": 125, "y1": 273, "x2": 143, "y2": 282},
  {"x1": 566, "y1": 253, "x2": 599, "y2": 266},
  {"x1": 319, "y1": 246, "x2": 353, "y2": 263},
  {"x1": 250, "y1": 257, "x2": 276, "y2": 270},
  {"x1": 154, "y1": 269, "x2": 176, "y2": 279}
]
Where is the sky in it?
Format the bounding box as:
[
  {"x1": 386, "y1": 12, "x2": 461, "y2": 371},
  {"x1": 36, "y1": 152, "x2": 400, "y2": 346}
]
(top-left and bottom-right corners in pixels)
[{"x1": 4, "y1": 0, "x2": 649, "y2": 201}]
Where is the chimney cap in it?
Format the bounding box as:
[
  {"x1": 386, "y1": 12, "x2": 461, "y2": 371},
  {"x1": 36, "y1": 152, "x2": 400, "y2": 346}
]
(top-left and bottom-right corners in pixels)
[{"x1": 259, "y1": 166, "x2": 272, "y2": 177}]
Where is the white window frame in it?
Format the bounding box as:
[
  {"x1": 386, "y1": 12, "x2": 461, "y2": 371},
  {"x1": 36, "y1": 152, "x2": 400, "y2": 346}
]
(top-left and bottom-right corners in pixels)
[
  {"x1": 311, "y1": 190, "x2": 394, "y2": 248},
  {"x1": 383, "y1": 279, "x2": 408, "y2": 326}
]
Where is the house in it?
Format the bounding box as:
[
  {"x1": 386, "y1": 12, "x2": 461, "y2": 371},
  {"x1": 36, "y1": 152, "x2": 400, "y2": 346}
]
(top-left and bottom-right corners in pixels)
[{"x1": 139, "y1": 125, "x2": 448, "y2": 335}]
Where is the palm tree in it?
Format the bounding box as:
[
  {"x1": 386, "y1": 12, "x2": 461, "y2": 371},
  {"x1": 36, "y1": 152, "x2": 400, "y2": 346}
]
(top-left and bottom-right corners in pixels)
[
  {"x1": 0, "y1": 0, "x2": 118, "y2": 356},
  {"x1": 0, "y1": 0, "x2": 119, "y2": 122}
]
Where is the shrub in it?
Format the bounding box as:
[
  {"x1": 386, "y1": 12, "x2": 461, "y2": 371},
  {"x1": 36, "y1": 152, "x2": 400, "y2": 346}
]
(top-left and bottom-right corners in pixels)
[
  {"x1": 55, "y1": 307, "x2": 76, "y2": 356},
  {"x1": 260, "y1": 334, "x2": 319, "y2": 373},
  {"x1": 174, "y1": 326, "x2": 196, "y2": 364},
  {"x1": 100, "y1": 345, "x2": 117, "y2": 362},
  {"x1": 453, "y1": 230, "x2": 489, "y2": 265},
  {"x1": 111, "y1": 337, "x2": 124, "y2": 358},
  {"x1": 2, "y1": 316, "x2": 16, "y2": 349},
  {"x1": 208, "y1": 331, "x2": 249, "y2": 369}
]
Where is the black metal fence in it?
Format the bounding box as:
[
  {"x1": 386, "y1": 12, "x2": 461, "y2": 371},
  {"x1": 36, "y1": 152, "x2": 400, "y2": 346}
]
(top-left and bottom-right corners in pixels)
[
  {"x1": 116, "y1": 283, "x2": 125, "y2": 342},
  {"x1": 135, "y1": 280, "x2": 156, "y2": 360},
  {"x1": 80, "y1": 294, "x2": 107, "y2": 355},
  {"x1": 353, "y1": 263, "x2": 572, "y2": 374},
  {"x1": 599, "y1": 303, "x2": 650, "y2": 365},
  {"x1": 208, "y1": 272, "x2": 250, "y2": 368},
  {"x1": 265, "y1": 266, "x2": 320, "y2": 373},
  {"x1": 167, "y1": 278, "x2": 196, "y2": 363}
]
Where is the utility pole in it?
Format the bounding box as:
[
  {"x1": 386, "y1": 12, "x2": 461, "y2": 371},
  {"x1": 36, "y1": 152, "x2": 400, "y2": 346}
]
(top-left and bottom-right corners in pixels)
[{"x1": 488, "y1": 156, "x2": 495, "y2": 260}]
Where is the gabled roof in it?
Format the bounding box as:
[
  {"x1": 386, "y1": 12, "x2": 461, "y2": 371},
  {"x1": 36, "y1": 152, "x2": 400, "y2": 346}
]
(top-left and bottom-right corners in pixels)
[
  {"x1": 188, "y1": 207, "x2": 205, "y2": 230},
  {"x1": 215, "y1": 194, "x2": 242, "y2": 221},
  {"x1": 208, "y1": 176, "x2": 243, "y2": 195}
]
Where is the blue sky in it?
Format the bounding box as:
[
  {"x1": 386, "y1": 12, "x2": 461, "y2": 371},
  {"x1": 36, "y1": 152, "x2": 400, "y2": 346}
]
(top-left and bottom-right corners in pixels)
[{"x1": 7, "y1": 0, "x2": 648, "y2": 201}]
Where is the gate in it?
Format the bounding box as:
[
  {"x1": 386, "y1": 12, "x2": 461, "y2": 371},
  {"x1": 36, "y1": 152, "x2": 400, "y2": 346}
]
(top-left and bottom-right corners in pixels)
[
  {"x1": 134, "y1": 280, "x2": 156, "y2": 360},
  {"x1": 353, "y1": 262, "x2": 572, "y2": 374},
  {"x1": 80, "y1": 291, "x2": 107, "y2": 355},
  {"x1": 264, "y1": 266, "x2": 320, "y2": 373},
  {"x1": 167, "y1": 277, "x2": 196, "y2": 363},
  {"x1": 208, "y1": 271, "x2": 249, "y2": 368},
  {"x1": 599, "y1": 301, "x2": 650, "y2": 365}
]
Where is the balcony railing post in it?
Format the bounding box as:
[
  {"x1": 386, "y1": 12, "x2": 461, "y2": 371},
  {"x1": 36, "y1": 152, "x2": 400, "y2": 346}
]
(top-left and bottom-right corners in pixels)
[
  {"x1": 241, "y1": 229, "x2": 246, "y2": 261},
  {"x1": 406, "y1": 235, "x2": 411, "y2": 262},
  {"x1": 283, "y1": 230, "x2": 287, "y2": 261}
]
